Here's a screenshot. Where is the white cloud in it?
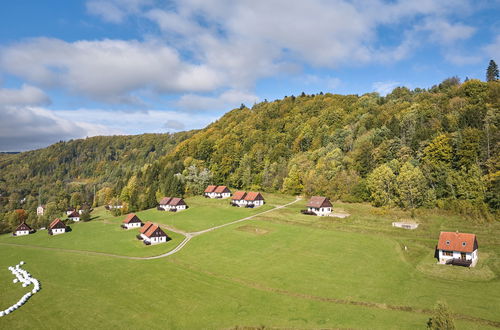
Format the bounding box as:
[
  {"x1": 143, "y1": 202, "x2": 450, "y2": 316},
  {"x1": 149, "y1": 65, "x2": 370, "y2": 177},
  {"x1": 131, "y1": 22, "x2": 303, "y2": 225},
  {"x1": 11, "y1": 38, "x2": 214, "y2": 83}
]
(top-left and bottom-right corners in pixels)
[
  {"x1": 164, "y1": 119, "x2": 185, "y2": 130},
  {"x1": 0, "y1": 84, "x2": 50, "y2": 106},
  {"x1": 372, "y1": 81, "x2": 400, "y2": 96},
  {"x1": 484, "y1": 35, "x2": 500, "y2": 61},
  {"x1": 177, "y1": 89, "x2": 259, "y2": 111}
]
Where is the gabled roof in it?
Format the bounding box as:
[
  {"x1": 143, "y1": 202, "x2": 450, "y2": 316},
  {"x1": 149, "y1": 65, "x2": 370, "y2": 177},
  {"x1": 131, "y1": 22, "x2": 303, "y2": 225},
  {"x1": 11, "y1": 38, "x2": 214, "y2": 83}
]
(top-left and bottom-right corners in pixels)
[
  {"x1": 214, "y1": 186, "x2": 230, "y2": 193},
  {"x1": 169, "y1": 197, "x2": 186, "y2": 206},
  {"x1": 48, "y1": 218, "x2": 66, "y2": 230},
  {"x1": 438, "y1": 232, "x2": 478, "y2": 253},
  {"x1": 232, "y1": 191, "x2": 247, "y2": 200},
  {"x1": 205, "y1": 185, "x2": 217, "y2": 193},
  {"x1": 159, "y1": 197, "x2": 172, "y2": 205},
  {"x1": 306, "y1": 196, "x2": 332, "y2": 208},
  {"x1": 123, "y1": 213, "x2": 142, "y2": 224},
  {"x1": 68, "y1": 210, "x2": 80, "y2": 218},
  {"x1": 140, "y1": 221, "x2": 154, "y2": 234},
  {"x1": 16, "y1": 222, "x2": 32, "y2": 232},
  {"x1": 244, "y1": 192, "x2": 264, "y2": 201},
  {"x1": 143, "y1": 223, "x2": 167, "y2": 238}
]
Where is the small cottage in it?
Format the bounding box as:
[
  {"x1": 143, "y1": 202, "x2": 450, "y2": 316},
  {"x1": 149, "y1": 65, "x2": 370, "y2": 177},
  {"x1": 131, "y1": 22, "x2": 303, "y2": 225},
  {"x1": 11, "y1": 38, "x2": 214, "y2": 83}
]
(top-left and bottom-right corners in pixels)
[
  {"x1": 67, "y1": 210, "x2": 80, "y2": 222},
  {"x1": 231, "y1": 191, "x2": 247, "y2": 207},
  {"x1": 437, "y1": 231, "x2": 478, "y2": 267},
  {"x1": 48, "y1": 218, "x2": 67, "y2": 235},
  {"x1": 158, "y1": 197, "x2": 187, "y2": 212},
  {"x1": 244, "y1": 192, "x2": 265, "y2": 207},
  {"x1": 204, "y1": 185, "x2": 217, "y2": 198},
  {"x1": 306, "y1": 196, "x2": 332, "y2": 216},
  {"x1": 36, "y1": 205, "x2": 45, "y2": 216},
  {"x1": 122, "y1": 213, "x2": 143, "y2": 229},
  {"x1": 138, "y1": 221, "x2": 169, "y2": 245},
  {"x1": 14, "y1": 223, "x2": 33, "y2": 237},
  {"x1": 214, "y1": 186, "x2": 231, "y2": 198}
]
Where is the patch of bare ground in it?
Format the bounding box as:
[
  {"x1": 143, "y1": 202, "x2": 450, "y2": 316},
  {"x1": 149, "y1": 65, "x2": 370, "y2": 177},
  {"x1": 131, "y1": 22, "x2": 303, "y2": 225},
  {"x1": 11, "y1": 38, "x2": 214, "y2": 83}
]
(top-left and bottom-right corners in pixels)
[{"x1": 236, "y1": 225, "x2": 269, "y2": 235}]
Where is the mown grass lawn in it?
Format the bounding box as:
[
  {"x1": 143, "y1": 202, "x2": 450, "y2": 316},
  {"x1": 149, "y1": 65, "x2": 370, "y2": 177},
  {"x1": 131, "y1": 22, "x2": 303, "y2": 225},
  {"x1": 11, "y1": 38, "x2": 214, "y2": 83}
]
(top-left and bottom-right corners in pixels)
[{"x1": 0, "y1": 194, "x2": 498, "y2": 329}]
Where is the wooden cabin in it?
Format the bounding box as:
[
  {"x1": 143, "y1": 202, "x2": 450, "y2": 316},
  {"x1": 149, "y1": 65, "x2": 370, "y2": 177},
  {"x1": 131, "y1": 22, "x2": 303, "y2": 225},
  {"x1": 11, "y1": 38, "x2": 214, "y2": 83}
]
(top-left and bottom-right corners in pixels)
[
  {"x1": 14, "y1": 222, "x2": 33, "y2": 237},
  {"x1": 121, "y1": 213, "x2": 143, "y2": 229},
  {"x1": 48, "y1": 218, "x2": 67, "y2": 235},
  {"x1": 138, "y1": 221, "x2": 169, "y2": 245}
]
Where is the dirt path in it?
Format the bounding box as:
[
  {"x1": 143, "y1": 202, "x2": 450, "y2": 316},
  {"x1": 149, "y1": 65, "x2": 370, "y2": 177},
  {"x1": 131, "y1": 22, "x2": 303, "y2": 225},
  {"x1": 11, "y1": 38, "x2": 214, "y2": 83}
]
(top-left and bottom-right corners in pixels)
[{"x1": 0, "y1": 198, "x2": 301, "y2": 261}]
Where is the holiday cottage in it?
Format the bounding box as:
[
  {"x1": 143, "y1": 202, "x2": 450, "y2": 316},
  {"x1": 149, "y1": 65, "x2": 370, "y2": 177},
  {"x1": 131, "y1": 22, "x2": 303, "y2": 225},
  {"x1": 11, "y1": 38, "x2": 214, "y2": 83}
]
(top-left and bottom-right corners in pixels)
[
  {"x1": 306, "y1": 196, "x2": 332, "y2": 216},
  {"x1": 214, "y1": 186, "x2": 231, "y2": 198},
  {"x1": 121, "y1": 213, "x2": 143, "y2": 229},
  {"x1": 204, "y1": 185, "x2": 217, "y2": 198},
  {"x1": 67, "y1": 210, "x2": 80, "y2": 221},
  {"x1": 231, "y1": 191, "x2": 247, "y2": 207},
  {"x1": 14, "y1": 223, "x2": 33, "y2": 237},
  {"x1": 158, "y1": 197, "x2": 187, "y2": 211},
  {"x1": 48, "y1": 218, "x2": 67, "y2": 235},
  {"x1": 36, "y1": 205, "x2": 45, "y2": 216},
  {"x1": 437, "y1": 231, "x2": 478, "y2": 267},
  {"x1": 138, "y1": 221, "x2": 169, "y2": 245},
  {"x1": 244, "y1": 192, "x2": 265, "y2": 207}
]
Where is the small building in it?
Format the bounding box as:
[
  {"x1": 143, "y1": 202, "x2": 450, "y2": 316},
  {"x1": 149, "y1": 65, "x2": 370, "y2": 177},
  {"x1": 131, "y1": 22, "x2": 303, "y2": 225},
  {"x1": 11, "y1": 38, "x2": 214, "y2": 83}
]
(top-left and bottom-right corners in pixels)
[
  {"x1": 214, "y1": 186, "x2": 231, "y2": 198},
  {"x1": 392, "y1": 222, "x2": 419, "y2": 230},
  {"x1": 13, "y1": 222, "x2": 33, "y2": 237},
  {"x1": 231, "y1": 191, "x2": 247, "y2": 207},
  {"x1": 36, "y1": 205, "x2": 45, "y2": 216},
  {"x1": 48, "y1": 218, "x2": 67, "y2": 235},
  {"x1": 306, "y1": 196, "x2": 332, "y2": 216},
  {"x1": 437, "y1": 231, "x2": 478, "y2": 267},
  {"x1": 204, "y1": 185, "x2": 217, "y2": 198},
  {"x1": 67, "y1": 210, "x2": 80, "y2": 222},
  {"x1": 122, "y1": 213, "x2": 143, "y2": 229},
  {"x1": 106, "y1": 204, "x2": 123, "y2": 210},
  {"x1": 138, "y1": 221, "x2": 169, "y2": 245},
  {"x1": 66, "y1": 208, "x2": 76, "y2": 216},
  {"x1": 158, "y1": 197, "x2": 187, "y2": 212},
  {"x1": 244, "y1": 192, "x2": 265, "y2": 207}
]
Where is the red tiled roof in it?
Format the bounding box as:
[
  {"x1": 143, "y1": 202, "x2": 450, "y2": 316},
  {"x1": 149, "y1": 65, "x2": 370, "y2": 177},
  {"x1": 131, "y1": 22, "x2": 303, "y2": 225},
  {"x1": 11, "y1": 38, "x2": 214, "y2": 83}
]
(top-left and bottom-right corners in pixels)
[
  {"x1": 48, "y1": 218, "x2": 66, "y2": 230},
  {"x1": 123, "y1": 213, "x2": 142, "y2": 224},
  {"x1": 15, "y1": 222, "x2": 32, "y2": 232},
  {"x1": 232, "y1": 191, "x2": 246, "y2": 200},
  {"x1": 143, "y1": 223, "x2": 167, "y2": 238},
  {"x1": 169, "y1": 197, "x2": 186, "y2": 206},
  {"x1": 214, "y1": 185, "x2": 230, "y2": 193},
  {"x1": 205, "y1": 185, "x2": 217, "y2": 193},
  {"x1": 159, "y1": 197, "x2": 172, "y2": 205},
  {"x1": 437, "y1": 232, "x2": 478, "y2": 253},
  {"x1": 140, "y1": 221, "x2": 154, "y2": 234},
  {"x1": 306, "y1": 196, "x2": 332, "y2": 208},
  {"x1": 244, "y1": 192, "x2": 264, "y2": 201}
]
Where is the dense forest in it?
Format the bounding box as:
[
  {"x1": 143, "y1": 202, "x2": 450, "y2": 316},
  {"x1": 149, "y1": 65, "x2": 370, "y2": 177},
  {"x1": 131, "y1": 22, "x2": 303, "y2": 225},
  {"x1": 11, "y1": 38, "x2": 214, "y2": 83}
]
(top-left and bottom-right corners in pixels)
[{"x1": 0, "y1": 78, "x2": 498, "y2": 232}]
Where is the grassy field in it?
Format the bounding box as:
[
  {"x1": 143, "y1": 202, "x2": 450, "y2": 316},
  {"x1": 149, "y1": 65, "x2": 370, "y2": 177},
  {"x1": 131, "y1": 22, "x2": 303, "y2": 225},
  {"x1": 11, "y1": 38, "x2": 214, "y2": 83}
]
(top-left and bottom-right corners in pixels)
[{"x1": 0, "y1": 194, "x2": 498, "y2": 329}]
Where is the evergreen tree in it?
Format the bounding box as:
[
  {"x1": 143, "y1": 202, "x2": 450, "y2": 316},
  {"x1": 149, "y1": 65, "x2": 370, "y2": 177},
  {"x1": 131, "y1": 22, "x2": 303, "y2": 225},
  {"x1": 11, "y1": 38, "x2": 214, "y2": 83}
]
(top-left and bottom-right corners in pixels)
[{"x1": 486, "y1": 60, "x2": 499, "y2": 81}]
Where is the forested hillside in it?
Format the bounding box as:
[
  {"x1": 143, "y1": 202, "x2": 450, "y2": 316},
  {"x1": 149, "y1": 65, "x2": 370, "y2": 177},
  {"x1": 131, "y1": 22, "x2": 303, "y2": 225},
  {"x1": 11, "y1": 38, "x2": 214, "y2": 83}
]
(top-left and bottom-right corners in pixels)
[{"x1": 1, "y1": 78, "x2": 498, "y2": 232}]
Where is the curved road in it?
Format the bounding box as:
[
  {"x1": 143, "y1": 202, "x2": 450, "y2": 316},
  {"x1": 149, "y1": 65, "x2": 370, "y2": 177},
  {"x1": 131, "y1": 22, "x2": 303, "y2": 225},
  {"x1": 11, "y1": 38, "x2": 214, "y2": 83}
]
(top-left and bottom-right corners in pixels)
[{"x1": 0, "y1": 198, "x2": 301, "y2": 260}]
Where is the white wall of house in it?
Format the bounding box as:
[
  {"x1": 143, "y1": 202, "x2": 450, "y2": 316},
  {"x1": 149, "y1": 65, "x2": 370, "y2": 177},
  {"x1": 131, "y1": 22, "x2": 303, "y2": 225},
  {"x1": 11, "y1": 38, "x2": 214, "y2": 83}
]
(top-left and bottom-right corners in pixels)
[
  {"x1": 141, "y1": 234, "x2": 166, "y2": 245},
  {"x1": 174, "y1": 205, "x2": 186, "y2": 211},
  {"x1": 36, "y1": 207, "x2": 44, "y2": 215},
  {"x1": 69, "y1": 216, "x2": 80, "y2": 222},
  {"x1": 66, "y1": 210, "x2": 74, "y2": 215},
  {"x1": 232, "y1": 200, "x2": 246, "y2": 206},
  {"x1": 252, "y1": 200, "x2": 264, "y2": 207},
  {"x1": 438, "y1": 249, "x2": 478, "y2": 266},
  {"x1": 52, "y1": 228, "x2": 65, "y2": 235},
  {"x1": 159, "y1": 204, "x2": 170, "y2": 210},
  {"x1": 125, "y1": 222, "x2": 142, "y2": 229},
  {"x1": 221, "y1": 192, "x2": 231, "y2": 198},
  {"x1": 308, "y1": 207, "x2": 332, "y2": 216},
  {"x1": 15, "y1": 230, "x2": 30, "y2": 236},
  {"x1": 206, "y1": 192, "x2": 217, "y2": 198}
]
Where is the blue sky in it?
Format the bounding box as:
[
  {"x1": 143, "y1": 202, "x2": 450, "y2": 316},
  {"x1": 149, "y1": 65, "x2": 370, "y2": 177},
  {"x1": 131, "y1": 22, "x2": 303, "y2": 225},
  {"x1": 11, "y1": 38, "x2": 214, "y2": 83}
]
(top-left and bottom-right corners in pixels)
[{"x1": 0, "y1": 0, "x2": 499, "y2": 151}]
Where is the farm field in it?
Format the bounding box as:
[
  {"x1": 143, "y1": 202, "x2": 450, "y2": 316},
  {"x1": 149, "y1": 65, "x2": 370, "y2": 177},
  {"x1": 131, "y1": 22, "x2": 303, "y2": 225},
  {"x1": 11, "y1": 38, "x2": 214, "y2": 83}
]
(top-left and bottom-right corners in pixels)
[{"x1": 0, "y1": 194, "x2": 499, "y2": 329}]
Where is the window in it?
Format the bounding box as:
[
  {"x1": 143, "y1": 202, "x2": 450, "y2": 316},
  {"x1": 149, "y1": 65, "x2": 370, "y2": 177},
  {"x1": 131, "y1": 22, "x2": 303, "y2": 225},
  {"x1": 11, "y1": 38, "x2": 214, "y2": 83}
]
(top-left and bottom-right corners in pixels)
[
  {"x1": 443, "y1": 251, "x2": 453, "y2": 256},
  {"x1": 445, "y1": 240, "x2": 450, "y2": 245},
  {"x1": 462, "y1": 242, "x2": 467, "y2": 247}
]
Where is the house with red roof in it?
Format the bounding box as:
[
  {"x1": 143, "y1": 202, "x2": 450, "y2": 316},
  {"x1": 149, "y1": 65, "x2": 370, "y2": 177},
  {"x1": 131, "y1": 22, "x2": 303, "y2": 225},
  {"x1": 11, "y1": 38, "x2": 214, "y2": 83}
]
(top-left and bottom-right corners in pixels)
[
  {"x1": 67, "y1": 210, "x2": 80, "y2": 221},
  {"x1": 48, "y1": 218, "x2": 67, "y2": 235},
  {"x1": 13, "y1": 222, "x2": 33, "y2": 237},
  {"x1": 121, "y1": 213, "x2": 143, "y2": 229},
  {"x1": 204, "y1": 185, "x2": 232, "y2": 198},
  {"x1": 138, "y1": 221, "x2": 169, "y2": 245},
  {"x1": 204, "y1": 185, "x2": 217, "y2": 198},
  {"x1": 437, "y1": 231, "x2": 478, "y2": 267},
  {"x1": 231, "y1": 191, "x2": 247, "y2": 207},
  {"x1": 306, "y1": 196, "x2": 332, "y2": 216},
  {"x1": 244, "y1": 192, "x2": 265, "y2": 207},
  {"x1": 158, "y1": 197, "x2": 187, "y2": 211}
]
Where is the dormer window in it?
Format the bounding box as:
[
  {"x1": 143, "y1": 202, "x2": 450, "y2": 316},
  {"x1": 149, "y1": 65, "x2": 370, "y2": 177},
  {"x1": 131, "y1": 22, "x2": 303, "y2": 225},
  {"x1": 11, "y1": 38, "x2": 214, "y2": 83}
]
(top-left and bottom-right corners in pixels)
[
  {"x1": 462, "y1": 242, "x2": 466, "y2": 247},
  {"x1": 446, "y1": 240, "x2": 450, "y2": 245}
]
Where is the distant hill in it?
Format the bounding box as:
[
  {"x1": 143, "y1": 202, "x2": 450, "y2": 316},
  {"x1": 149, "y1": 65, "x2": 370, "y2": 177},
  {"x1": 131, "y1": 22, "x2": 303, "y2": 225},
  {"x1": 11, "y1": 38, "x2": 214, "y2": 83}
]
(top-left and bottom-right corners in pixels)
[{"x1": 0, "y1": 79, "x2": 498, "y2": 227}]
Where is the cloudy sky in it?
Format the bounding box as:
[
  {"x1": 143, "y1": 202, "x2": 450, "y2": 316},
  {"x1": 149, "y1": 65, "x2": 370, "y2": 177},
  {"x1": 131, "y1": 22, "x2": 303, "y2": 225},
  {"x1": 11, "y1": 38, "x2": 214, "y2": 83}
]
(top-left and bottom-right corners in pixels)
[{"x1": 0, "y1": 0, "x2": 499, "y2": 151}]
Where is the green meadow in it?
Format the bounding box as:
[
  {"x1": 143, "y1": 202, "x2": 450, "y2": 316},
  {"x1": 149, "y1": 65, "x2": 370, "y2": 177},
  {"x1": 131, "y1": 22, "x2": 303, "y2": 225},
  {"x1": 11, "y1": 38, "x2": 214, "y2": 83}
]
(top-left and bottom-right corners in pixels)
[{"x1": 0, "y1": 194, "x2": 498, "y2": 329}]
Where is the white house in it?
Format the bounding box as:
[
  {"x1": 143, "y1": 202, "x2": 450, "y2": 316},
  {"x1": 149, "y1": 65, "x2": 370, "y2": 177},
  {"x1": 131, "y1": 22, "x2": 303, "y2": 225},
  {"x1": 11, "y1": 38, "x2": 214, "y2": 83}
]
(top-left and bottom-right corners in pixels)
[
  {"x1": 231, "y1": 191, "x2": 247, "y2": 207},
  {"x1": 243, "y1": 192, "x2": 265, "y2": 207},
  {"x1": 138, "y1": 221, "x2": 169, "y2": 245},
  {"x1": 437, "y1": 231, "x2": 478, "y2": 267},
  {"x1": 14, "y1": 223, "x2": 33, "y2": 237},
  {"x1": 48, "y1": 218, "x2": 67, "y2": 235},
  {"x1": 122, "y1": 213, "x2": 143, "y2": 229},
  {"x1": 67, "y1": 210, "x2": 80, "y2": 222},
  {"x1": 204, "y1": 185, "x2": 217, "y2": 198},
  {"x1": 306, "y1": 196, "x2": 332, "y2": 216},
  {"x1": 36, "y1": 205, "x2": 45, "y2": 216},
  {"x1": 214, "y1": 186, "x2": 231, "y2": 198},
  {"x1": 158, "y1": 197, "x2": 187, "y2": 211}
]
